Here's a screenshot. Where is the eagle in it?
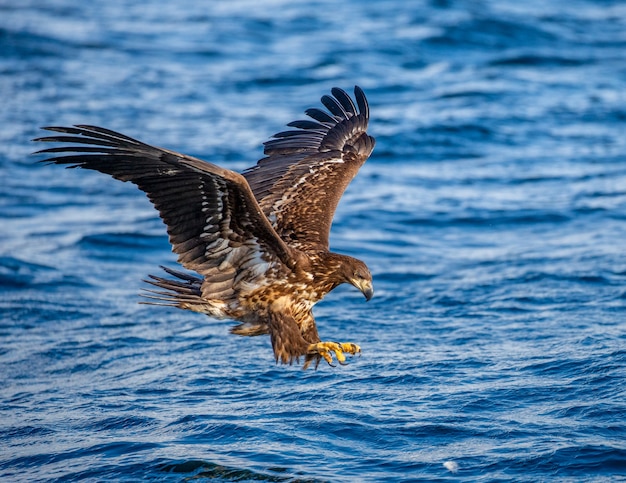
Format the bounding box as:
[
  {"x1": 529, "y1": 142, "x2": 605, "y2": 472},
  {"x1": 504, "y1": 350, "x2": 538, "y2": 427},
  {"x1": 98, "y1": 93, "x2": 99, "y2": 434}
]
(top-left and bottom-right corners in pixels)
[{"x1": 34, "y1": 86, "x2": 375, "y2": 369}]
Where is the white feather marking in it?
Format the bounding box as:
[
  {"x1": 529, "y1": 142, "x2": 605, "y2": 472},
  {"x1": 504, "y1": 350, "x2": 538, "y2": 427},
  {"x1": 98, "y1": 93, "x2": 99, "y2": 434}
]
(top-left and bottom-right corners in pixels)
[
  {"x1": 160, "y1": 168, "x2": 180, "y2": 176},
  {"x1": 205, "y1": 238, "x2": 228, "y2": 253},
  {"x1": 218, "y1": 247, "x2": 244, "y2": 271}
]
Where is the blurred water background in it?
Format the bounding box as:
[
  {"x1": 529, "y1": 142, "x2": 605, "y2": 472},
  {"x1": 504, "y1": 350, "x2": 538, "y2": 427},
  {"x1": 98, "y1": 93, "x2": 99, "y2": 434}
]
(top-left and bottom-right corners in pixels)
[{"x1": 1, "y1": 0, "x2": 625, "y2": 481}]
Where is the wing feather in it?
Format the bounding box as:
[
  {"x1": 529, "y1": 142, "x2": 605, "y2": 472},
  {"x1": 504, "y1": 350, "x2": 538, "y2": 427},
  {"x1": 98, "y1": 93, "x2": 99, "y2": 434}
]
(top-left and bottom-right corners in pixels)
[
  {"x1": 242, "y1": 86, "x2": 375, "y2": 251},
  {"x1": 330, "y1": 87, "x2": 357, "y2": 116},
  {"x1": 321, "y1": 94, "x2": 349, "y2": 119},
  {"x1": 304, "y1": 107, "x2": 337, "y2": 126}
]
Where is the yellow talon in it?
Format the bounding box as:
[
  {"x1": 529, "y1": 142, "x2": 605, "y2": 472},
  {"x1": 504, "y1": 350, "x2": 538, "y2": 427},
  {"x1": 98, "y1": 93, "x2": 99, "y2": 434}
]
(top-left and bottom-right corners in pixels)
[
  {"x1": 320, "y1": 350, "x2": 334, "y2": 366},
  {"x1": 339, "y1": 342, "x2": 361, "y2": 355},
  {"x1": 333, "y1": 346, "x2": 346, "y2": 364},
  {"x1": 306, "y1": 341, "x2": 361, "y2": 367}
]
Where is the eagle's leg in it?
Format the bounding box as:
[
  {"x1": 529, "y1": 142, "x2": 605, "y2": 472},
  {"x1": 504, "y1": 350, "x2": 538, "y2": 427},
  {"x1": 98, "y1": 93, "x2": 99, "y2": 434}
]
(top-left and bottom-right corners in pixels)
[{"x1": 305, "y1": 341, "x2": 361, "y2": 369}]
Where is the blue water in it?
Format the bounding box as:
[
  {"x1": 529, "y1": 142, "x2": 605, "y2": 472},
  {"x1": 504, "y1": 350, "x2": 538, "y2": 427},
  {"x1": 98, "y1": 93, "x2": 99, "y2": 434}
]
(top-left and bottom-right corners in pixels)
[{"x1": 1, "y1": 0, "x2": 625, "y2": 481}]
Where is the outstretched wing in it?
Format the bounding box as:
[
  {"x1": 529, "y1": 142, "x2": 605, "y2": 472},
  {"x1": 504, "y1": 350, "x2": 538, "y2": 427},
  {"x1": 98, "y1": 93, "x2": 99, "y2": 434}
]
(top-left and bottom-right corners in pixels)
[
  {"x1": 242, "y1": 86, "x2": 375, "y2": 251},
  {"x1": 34, "y1": 125, "x2": 296, "y2": 297}
]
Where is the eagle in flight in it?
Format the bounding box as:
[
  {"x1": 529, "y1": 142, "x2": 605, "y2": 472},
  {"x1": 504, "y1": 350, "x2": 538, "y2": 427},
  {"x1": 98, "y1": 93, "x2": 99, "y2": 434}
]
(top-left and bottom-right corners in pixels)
[{"x1": 35, "y1": 86, "x2": 375, "y2": 369}]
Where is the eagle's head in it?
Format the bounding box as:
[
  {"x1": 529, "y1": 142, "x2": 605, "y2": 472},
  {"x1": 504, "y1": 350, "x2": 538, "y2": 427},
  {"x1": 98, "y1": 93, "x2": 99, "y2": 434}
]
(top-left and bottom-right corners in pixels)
[{"x1": 343, "y1": 256, "x2": 374, "y2": 301}]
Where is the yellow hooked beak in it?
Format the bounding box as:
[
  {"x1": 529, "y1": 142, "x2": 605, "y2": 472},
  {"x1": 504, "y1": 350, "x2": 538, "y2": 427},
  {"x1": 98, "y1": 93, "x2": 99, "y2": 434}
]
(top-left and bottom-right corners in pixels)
[{"x1": 352, "y1": 278, "x2": 374, "y2": 301}]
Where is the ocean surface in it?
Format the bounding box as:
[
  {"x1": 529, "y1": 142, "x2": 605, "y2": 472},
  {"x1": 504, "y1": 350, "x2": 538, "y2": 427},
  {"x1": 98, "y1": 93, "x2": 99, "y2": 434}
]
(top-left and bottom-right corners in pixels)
[{"x1": 1, "y1": 0, "x2": 625, "y2": 481}]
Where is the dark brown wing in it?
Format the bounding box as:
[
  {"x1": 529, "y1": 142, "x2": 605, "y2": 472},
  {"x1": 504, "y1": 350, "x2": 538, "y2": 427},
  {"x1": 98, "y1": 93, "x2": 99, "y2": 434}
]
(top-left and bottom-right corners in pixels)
[
  {"x1": 34, "y1": 125, "x2": 296, "y2": 291},
  {"x1": 242, "y1": 86, "x2": 375, "y2": 251}
]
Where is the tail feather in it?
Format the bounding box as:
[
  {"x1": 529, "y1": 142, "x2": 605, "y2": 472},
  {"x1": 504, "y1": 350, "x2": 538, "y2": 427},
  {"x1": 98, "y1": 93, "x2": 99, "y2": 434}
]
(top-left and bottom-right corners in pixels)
[
  {"x1": 140, "y1": 265, "x2": 203, "y2": 308},
  {"x1": 139, "y1": 266, "x2": 231, "y2": 319}
]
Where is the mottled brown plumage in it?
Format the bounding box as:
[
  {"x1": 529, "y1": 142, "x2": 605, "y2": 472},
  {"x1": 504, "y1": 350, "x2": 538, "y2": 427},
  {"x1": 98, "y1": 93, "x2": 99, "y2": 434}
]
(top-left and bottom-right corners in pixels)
[{"x1": 34, "y1": 86, "x2": 375, "y2": 368}]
